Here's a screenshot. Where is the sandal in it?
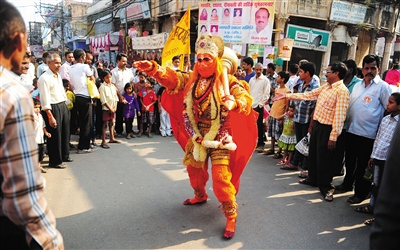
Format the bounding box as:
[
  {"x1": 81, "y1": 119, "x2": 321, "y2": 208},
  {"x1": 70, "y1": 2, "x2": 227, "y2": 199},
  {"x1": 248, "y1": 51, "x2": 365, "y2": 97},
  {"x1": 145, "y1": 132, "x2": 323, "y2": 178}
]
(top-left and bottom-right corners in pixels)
[
  {"x1": 324, "y1": 193, "x2": 333, "y2": 202},
  {"x1": 273, "y1": 152, "x2": 283, "y2": 159},
  {"x1": 276, "y1": 159, "x2": 286, "y2": 165},
  {"x1": 263, "y1": 148, "x2": 275, "y2": 155},
  {"x1": 364, "y1": 218, "x2": 375, "y2": 226},
  {"x1": 280, "y1": 163, "x2": 298, "y2": 170},
  {"x1": 347, "y1": 195, "x2": 364, "y2": 204},
  {"x1": 354, "y1": 206, "x2": 373, "y2": 214},
  {"x1": 298, "y1": 170, "x2": 308, "y2": 178},
  {"x1": 109, "y1": 140, "x2": 121, "y2": 144},
  {"x1": 299, "y1": 178, "x2": 315, "y2": 186},
  {"x1": 101, "y1": 143, "x2": 110, "y2": 149}
]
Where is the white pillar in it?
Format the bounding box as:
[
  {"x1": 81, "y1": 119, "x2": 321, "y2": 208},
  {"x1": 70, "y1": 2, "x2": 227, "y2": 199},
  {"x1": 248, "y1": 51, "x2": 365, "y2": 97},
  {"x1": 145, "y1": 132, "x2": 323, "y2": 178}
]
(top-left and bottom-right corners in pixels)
[
  {"x1": 348, "y1": 36, "x2": 358, "y2": 60},
  {"x1": 320, "y1": 35, "x2": 332, "y2": 85},
  {"x1": 382, "y1": 33, "x2": 394, "y2": 72}
]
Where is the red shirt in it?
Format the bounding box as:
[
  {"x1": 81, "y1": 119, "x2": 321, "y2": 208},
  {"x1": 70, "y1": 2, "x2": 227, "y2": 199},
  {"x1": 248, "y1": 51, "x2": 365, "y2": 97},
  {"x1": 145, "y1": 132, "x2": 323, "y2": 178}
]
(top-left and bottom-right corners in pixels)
[{"x1": 138, "y1": 87, "x2": 157, "y2": 112}]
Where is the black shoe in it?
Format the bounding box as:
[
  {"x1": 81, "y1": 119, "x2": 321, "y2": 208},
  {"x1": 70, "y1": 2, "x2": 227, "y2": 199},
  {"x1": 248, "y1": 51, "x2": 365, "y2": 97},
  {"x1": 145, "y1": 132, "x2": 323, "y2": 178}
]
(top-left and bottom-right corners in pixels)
[
  {"x1": 347, "y1": 195, "x2": 364, "y2": 204},
  {"x1": 63, "y1": 157, "x2": 73, "y2": 162},
  {"x1": 69, "y1": 143, "x2": 76, "y2": 149},
  {"x1": 48, "y1": 163, "x2": 67, "y2": 169},
  {"x1": 335, "y1": 184, "x2": 352, "y2": 192}
]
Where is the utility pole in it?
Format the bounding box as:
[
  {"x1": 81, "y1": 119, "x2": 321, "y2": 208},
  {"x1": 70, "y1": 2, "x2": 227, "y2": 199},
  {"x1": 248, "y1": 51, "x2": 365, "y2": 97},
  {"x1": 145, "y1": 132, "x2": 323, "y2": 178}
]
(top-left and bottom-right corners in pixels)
[
  {"x1": 61, "y1": 0, "x2": 65, "y2": 61},
  {"x1": 38, "y1": 0, "x2": 66, "y2": 60}
]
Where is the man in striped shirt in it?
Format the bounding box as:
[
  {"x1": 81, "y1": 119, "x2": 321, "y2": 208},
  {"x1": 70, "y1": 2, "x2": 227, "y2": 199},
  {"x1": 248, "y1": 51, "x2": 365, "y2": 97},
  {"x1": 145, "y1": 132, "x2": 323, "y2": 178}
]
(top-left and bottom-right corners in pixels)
[
  {"x1": 0, "y1": 1, "x2": 64, "y2": 249},
  {"x1": 274, "y1": 62, "x2": 350, "y2": 202}
]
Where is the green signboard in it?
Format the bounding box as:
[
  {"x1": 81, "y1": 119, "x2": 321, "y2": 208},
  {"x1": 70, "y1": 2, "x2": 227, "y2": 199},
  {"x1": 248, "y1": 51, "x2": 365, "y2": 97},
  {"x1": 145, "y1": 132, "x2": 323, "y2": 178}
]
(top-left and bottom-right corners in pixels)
[{"x1": 286, "y1": 24, "x2": 330, "y2": 52}]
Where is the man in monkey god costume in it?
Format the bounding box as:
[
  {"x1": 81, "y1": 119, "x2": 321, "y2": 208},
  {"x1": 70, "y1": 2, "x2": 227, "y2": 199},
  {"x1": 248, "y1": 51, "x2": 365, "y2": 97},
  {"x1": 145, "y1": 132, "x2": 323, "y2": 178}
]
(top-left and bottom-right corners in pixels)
[{"x1": 134, "y1": 34, "x2": 257, "y2": 239}]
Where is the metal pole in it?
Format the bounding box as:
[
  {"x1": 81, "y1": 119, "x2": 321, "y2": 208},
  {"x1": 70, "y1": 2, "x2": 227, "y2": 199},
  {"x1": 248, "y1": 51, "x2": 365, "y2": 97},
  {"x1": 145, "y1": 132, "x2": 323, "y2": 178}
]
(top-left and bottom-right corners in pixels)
[{"x1": 61, "y1": 0, "x2": 65, "y2": 61}]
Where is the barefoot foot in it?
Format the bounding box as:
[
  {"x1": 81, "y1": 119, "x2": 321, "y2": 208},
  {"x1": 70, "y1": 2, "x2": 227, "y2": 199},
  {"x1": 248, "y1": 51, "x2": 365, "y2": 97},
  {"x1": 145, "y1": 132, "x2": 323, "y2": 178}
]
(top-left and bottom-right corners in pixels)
[
  {"x1": 223, "y1": 218, "x2": 236, "y2": 239},
  {"x1": 183, "y1": 195, "x2": 208, "y2": 205}
]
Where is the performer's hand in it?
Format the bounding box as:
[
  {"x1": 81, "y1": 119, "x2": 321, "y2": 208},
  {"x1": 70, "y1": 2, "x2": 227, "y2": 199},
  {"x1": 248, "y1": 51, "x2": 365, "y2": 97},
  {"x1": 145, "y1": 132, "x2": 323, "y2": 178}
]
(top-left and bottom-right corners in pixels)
[
  {"x1": 134, "y1": 60, "x2": 153, "y2": 72},
  {"x1": 327, "y1": 140, "x2": 336, "y2": 150},
  {"x1": 272, "y1": 92, "x2": 286, "y2": 102}
]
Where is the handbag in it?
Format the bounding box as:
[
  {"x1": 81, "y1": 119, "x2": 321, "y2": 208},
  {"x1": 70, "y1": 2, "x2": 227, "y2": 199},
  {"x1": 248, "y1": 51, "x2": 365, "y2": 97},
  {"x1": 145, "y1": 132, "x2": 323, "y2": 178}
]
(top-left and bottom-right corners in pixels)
[
  {"x1": 87, "y1": 77, "x2": 100, "y2": 99},
  {"x1": 295, "y1": 132, "x2": 310, "y2": 156}
]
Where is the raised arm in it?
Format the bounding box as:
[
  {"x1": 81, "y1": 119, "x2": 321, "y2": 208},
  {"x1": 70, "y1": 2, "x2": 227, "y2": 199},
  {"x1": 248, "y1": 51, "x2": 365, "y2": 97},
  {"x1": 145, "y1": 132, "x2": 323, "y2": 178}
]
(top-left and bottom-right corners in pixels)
[{"x1": 134, "y1": 60, "x2": 188, "y2": 93}]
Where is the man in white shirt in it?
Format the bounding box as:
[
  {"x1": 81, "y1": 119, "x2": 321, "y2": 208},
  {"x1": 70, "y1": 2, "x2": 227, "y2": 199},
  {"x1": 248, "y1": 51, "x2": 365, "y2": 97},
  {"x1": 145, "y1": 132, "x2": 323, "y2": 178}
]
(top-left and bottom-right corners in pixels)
[
  {"x1": 69, "y1": 49, "x2": 96, "y2": 153},
  {"x1": 249, "y1": 63, "x2": 270, "y2": 151},
  {"x1": 26, "y1": 47, "x2": 35, "y2": 77},
  {"x1": 60, "y1": 51, "x2": 74, "y2": 81},
  {"x1": 15, "y1": 52, "x2": 33, "y2": 92},
  {"x1": 111, "y1": 53, "x2": 134, "y2": 137},
  {"x1": 37, "y1": 51, "x2": 49, "y2": 77},
  {"x1": 38, "y1": 53, "x2": 71, "y2": 168}
]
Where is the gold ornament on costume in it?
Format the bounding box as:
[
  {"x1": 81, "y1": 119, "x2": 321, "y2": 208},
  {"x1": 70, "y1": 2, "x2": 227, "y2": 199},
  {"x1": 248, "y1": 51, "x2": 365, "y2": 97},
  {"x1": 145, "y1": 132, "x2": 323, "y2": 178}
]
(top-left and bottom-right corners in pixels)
[{"x1": 196, "y1": 34, "x2": 224, "y2": 58}]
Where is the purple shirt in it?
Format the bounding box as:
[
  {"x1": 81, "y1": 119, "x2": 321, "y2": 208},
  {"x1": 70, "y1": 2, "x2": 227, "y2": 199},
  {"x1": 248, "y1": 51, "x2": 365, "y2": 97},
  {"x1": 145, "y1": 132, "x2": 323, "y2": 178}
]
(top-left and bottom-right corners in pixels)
[{"x1": 122, "y1": 93, "x2": 140, "y2": 118}]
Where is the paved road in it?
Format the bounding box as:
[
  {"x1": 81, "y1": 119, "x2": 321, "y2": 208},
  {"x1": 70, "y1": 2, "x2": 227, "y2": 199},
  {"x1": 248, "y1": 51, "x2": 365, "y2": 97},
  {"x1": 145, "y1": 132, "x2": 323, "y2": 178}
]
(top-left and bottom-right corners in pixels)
[{"x1": 44, "y1": 134, "x2": 371, "y2": 249}]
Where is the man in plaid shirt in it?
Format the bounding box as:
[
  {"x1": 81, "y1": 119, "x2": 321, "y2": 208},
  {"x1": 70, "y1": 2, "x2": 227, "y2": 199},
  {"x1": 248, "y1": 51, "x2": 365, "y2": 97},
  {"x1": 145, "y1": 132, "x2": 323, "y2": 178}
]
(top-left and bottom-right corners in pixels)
[
  {"x1": 274, "y1": 62, "x2": 350, "y2": 202},
  {"x1": 0, "y1": 1, "x2": 63, "y2": 249}
]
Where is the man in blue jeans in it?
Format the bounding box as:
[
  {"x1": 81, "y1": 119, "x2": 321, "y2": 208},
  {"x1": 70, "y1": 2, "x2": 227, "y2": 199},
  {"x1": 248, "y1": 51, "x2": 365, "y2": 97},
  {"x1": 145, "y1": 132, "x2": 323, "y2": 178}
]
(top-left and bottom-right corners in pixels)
[{"x1": 282, "y1": 62, "x2": 319, "y2": 176}]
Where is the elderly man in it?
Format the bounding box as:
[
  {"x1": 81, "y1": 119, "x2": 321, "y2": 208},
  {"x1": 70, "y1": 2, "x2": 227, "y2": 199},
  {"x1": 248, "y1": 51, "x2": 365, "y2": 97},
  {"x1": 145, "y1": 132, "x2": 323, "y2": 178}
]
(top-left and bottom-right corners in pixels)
[
  {"x1": 0, "y1": 1, "x2": 64, "y2": 248},
  {"x1": 38, "y1": 53, "x2": 72, "y2": 168},
  {"x1": 249, "y1": 62, "x2": 270, "y2": 152},
  {"x1": 135, "y1": 35, "x2": 257, "y2": 239},
  {"x1": 274, "y1": 62, "x2": 350, "y2": 202}
]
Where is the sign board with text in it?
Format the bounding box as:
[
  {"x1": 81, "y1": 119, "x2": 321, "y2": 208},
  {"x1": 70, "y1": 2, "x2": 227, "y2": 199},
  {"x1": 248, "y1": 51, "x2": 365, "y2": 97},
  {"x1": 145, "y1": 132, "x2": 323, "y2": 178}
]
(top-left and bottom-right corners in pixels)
[
  {"x1": 330, "y1": 0, "x2": 367, "y2": 24},
  {"x1": 286, "y1": 24, "x2": 330, "y2": 52},
  {"x1": 198, "y1": 1, "x2": 275, "y2": 45}
]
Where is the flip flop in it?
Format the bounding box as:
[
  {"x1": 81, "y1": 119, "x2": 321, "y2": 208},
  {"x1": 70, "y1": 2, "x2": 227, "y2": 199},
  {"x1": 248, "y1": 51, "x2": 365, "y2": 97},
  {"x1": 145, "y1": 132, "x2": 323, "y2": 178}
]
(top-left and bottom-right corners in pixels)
[
  {"x1": 280, "y1": 164, "x2": 298, "y2": 170},
  {"x1": 354, "y1": 206, "x2": 373, "y2": 214},
  {"x1": 101, "y1": 144, "x2": 110, "y2": 149},
  {"x1": 109, "y1": 140, "x2": 121, "y2": 144},
  {"x1": 324, "y1": 194, "x2": 333, "y2": 202},
  {"x1": 273, "y1": 152, "x2": 283, "y2": 159},
  {"x1": 299, "y1": 178, "x2": 316, "y2": 186},
  {"x1": 263, "y1": 149, "x2": 275, "y2": 155}
]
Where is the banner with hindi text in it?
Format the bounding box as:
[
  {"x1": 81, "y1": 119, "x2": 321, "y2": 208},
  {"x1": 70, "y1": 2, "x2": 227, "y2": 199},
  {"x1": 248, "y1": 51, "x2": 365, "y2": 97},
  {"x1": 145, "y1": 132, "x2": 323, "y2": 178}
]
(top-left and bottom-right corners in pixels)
[{"x1": 198, "y1": 1, "x2": 275, "y2": 45}]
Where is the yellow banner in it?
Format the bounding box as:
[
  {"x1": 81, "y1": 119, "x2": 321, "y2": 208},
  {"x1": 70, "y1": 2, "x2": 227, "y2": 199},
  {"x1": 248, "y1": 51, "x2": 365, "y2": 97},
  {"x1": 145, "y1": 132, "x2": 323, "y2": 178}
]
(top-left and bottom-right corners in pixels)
[{"x1": 162, "y1": 6, "x2": 191, "y2": 70}]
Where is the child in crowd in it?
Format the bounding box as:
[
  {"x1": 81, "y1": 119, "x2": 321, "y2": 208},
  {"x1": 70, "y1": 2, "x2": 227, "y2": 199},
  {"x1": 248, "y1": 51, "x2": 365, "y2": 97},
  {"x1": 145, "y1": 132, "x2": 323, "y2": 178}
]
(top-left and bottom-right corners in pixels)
[
  {"x1": 33, "y1": 99, "x2": 51, "y2": 173},
  {"x1": 157, "y1": 86, "x2": 172, "y2": 137},
  {"x1": 30, "y1": 77, "x2": 40, "y2": 100},
  {"x1": 99, "y1": 70, "x2": 121, "y2": 148},
  {"x1": 138, "y1": 77, "x2": 157, "y2": 138},
  {"x1": 134, "y1": 72, "x2": 147, "y2": 131},
  {"x1": 63, "y1": 79, "x2": 76, "y2": 149},
  {"x1": 264, "y1": 71, "x2": 291, "y2": 159},
  {"x1": 63, "y1": 79, "x2": 75, "y2": 111},
  {"x1": 355, "y1": 92, "x2": 400, "y2": 226},
  {"x1": 123, "y1": 83, "x2": 140, "y2": 139},
  {"x1": 235, "y1": 66, "x2": 245, "y2": 81},
  {"x1": 277, "y1": 106, "x2": 297, "y2": 166}
]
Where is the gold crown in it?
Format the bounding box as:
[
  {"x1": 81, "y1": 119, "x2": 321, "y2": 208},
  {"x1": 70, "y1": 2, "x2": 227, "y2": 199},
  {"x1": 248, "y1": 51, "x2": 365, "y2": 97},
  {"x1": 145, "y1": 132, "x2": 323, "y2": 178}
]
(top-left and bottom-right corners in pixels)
[{"x1": 196, "y1": 34, "x2": 224, "y2": 58}]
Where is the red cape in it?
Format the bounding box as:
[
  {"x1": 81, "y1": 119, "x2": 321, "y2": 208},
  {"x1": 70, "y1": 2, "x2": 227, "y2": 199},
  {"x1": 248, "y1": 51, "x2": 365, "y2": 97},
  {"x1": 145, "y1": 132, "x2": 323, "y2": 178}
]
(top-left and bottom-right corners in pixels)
[{"x1": 161, "y1": 92, "x2": 258, "y2": 193}]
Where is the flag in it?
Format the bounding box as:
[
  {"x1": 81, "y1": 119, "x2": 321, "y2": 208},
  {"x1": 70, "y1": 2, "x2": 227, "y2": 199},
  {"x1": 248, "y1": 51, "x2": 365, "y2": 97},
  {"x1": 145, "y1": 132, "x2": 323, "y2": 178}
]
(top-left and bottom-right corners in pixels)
[{"x1": 162, "y1": 6, "x2": 190, "y2": 71}]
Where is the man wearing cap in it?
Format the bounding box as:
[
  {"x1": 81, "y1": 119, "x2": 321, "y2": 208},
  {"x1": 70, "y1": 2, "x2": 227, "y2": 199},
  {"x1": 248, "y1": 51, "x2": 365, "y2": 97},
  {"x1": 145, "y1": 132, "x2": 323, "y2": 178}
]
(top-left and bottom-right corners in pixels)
[{"x1": 135, "y1": 34, "x2": 257, "y2": 239}]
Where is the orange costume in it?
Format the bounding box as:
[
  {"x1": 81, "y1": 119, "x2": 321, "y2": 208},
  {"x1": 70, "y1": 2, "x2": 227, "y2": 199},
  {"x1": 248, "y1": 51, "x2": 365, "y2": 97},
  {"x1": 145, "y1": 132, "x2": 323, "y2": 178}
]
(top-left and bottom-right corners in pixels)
[{"x1": 135, "y1": 35, "x2": 257, "y2": 239}]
